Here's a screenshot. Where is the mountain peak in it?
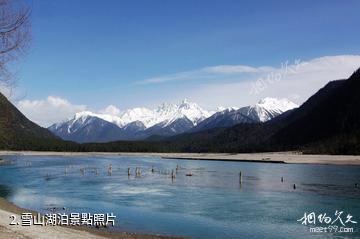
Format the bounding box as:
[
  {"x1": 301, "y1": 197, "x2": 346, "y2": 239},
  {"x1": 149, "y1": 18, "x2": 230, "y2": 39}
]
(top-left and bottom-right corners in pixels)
[
  {"x1": 257, "y1": 97, "x2": 298, "y2": 112},
  {"x1": 251, "y1": 97, "x2": 298, "y2": 122},
  {"x1": 72, "y1": 111, "x2": 99, "y2": 122},
  {"x1": 74, "y1": 111, "x2": 94, "y2": 121},
  {"x1": 49, "y1": 97, "x2": 298, "y2": 142},
  {"x1": 216, "y1": 106, "x2": 239, "y2": 112}
]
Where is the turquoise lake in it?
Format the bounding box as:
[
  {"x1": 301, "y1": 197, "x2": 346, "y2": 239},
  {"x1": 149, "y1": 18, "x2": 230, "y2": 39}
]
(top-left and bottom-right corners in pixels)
[{"x1": 0, "y1": 155, "x2": 359, "y2": 239}]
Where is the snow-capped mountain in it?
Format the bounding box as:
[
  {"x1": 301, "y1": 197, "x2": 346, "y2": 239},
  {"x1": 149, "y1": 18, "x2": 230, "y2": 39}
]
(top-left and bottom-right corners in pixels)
[
  {"x1": 48, "y1": 98, "x2": 298, "y2": 143},
  {"x1": 117, "y1": 107, "x2": 155, "y2": 128},
  {"x1": 242, "y1": 97, "x2": 299, "y2": 122},
  {"x1": 192, "y1": 98, "x2": 298, "y2": 132},
  {"x1": 49, "y1": 99, "x2": 212, "y2": 142},
  {"x1": 144, "y1": 116, "x2": 195, "y2": 138},
  {"x1": 154, "y1": 99, "x2": 212, "y2": 127},
  {"x1": 84, "y1": 99, "x2": 210, "y2": 128},
  {"x1": 48, "y1": 114, "x2": 125, "y2": 143}
]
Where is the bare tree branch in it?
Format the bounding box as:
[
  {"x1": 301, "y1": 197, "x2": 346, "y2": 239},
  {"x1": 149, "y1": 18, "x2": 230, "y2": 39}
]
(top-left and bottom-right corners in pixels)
[{"x1": 0, "y1": 0, "x2": 31, "y2": 93}]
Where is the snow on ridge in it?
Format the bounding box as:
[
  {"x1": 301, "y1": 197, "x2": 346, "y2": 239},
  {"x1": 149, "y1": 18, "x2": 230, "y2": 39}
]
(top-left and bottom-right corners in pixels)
[
  {"x1": 72, "y1": 111, "x2": 124, "y2": 127},
  {"x1": 60, "y1": 97, "x2": 298, "y2": 129},
  {"x1": 216, "y1": 106, "x2": 239, "y2": 112},
  {"x1": 257, "y1": 97, "x2": 298, "y2": 113},
  {"x1": 254, "y1": 97, "x2": 298, "y2": 122},
  {"x1": 66, "y1": 99, "x2": 211, "y2": 129}
]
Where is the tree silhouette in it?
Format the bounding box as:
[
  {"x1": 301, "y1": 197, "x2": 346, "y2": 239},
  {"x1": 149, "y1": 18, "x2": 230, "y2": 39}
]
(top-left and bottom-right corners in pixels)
[{"x1": 0, "y1": 0, "x2": 31, "y2": 93}]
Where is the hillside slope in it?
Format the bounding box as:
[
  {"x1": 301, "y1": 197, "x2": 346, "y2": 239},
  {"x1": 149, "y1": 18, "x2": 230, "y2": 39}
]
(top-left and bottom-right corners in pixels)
[{"x1": 0, "y1": 93, "x2": 70, "y2": 150}]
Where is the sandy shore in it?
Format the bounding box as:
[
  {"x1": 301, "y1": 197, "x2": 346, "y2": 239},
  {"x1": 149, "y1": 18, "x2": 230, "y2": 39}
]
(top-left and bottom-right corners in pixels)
[
  {"x1": 0, "y1": 198, "x2": 184, "y2": 239},
  {"x1": 1, "y1": 150, "x2": 360, "y2": 165},
  {"x1": 161, "y1": 152, "x2": 360, "y2": 165}
]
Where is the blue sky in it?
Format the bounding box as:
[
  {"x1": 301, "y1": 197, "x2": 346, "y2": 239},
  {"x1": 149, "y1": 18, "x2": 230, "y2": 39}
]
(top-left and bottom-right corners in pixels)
[{"x1": 13, "y1": 0, "x2": 360, "y2": 126}]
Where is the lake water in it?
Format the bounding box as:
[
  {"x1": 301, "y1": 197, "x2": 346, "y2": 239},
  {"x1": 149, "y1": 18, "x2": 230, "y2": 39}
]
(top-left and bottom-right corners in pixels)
[{"x1": 0, "y1": 155, "x2": 359, "y2": 239}]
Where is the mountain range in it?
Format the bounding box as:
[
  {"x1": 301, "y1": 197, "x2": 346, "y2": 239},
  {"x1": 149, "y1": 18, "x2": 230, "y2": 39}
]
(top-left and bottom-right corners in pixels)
[
  {"x1": 156, "y1": 68, "x2": 360, "y2": 154},
  {"x1": 1, "y1": 68, "x2": 359, "y2": 155},
  {"x1": 48, "y1": 98, "x2": 298, "y2": 143},
  {"x1": 191, "y1": 98, "x2": 298, "y2": 132}
]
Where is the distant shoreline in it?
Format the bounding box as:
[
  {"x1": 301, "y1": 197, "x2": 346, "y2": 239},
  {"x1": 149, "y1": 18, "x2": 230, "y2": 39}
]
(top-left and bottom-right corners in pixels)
[
  {"x1": 1, "y1": 151, "x2": 360, "y2": 166},
  {"x1": 161, "y1": 156, "x2": 286, "y2": 164}
]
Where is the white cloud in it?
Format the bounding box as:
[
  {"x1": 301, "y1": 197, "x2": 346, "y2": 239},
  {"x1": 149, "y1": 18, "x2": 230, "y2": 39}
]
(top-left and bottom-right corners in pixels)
[
  {"x1": 204, "y1": 65, "x2": 275, "y2": 74},
  {"x1": 16, "y1": 96, "x2": 86, "y2": 127},
  {"x1": 184, "y1": 55, "x2": 360, "y2": 108},
  {"x1": 139, "y1": 64, "x2": 276, "y2": 84},
  {"x1": 140, "y1": 70, "x2": 203, "y2": 84},
  {"x1": 138, "y1": 55, "x2": 360, "y2": 110},
  {"x1": 141, "y1": 55, "x2": 360, "y2": 108},
  {"x1": 13, "y1": 55, "x2": 360, "y2": 127}
]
